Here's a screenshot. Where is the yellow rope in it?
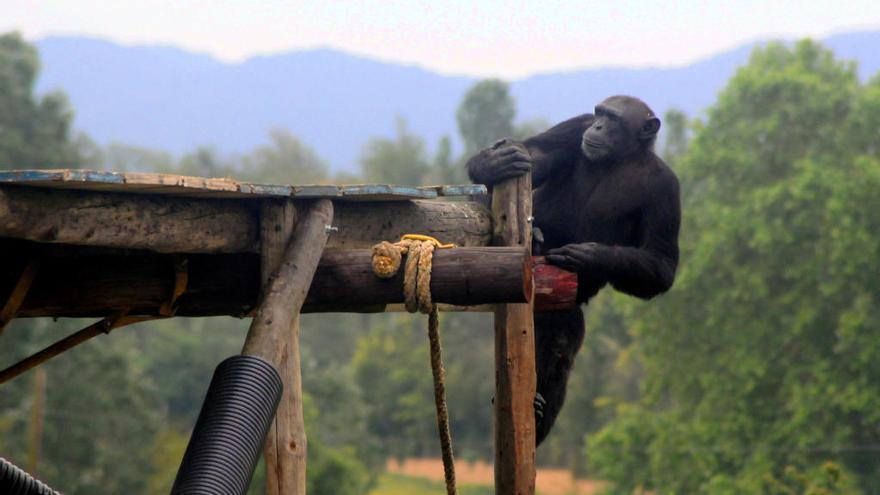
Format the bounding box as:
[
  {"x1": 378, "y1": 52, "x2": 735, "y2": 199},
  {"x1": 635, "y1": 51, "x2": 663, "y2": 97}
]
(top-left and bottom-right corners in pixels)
[{"x1": 371, "y1": 235, "x2": 457, "y2": 495}]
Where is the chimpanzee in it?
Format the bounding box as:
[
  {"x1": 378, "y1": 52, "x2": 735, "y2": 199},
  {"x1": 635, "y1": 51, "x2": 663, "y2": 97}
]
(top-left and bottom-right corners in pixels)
[{"x1": 467, "y1": 95, "x2": 681, "y2": 445}]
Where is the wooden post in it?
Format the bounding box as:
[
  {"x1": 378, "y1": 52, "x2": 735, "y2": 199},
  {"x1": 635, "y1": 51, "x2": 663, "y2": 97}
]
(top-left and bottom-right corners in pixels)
[
  {"x1": 492, "y1": 173, "x2": 536, "y2": 494},
  {"x1": 240, "y1": 199, "x2": 333, "y2": 495},
  {"x1": 257, "y1": 200, "x2": 304, "y2": 495}
]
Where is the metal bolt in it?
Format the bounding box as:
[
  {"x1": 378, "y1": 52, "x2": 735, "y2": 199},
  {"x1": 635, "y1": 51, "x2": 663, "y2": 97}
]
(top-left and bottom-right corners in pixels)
[
  {"x1": 527, "y1": 216, "x2": 534, "y2": 223},
  {"x1": 325, "y1": 225, "x2": 339, "y2": 234}
]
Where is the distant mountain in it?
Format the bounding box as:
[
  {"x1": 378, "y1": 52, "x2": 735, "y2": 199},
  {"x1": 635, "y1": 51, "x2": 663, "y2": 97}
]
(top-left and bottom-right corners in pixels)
[{"x1": 34, "y1": 31, "x2": 880, "y2": 173}]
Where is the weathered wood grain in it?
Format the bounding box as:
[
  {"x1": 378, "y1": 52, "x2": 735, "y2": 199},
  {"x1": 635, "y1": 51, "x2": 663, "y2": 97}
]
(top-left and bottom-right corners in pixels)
[
  {"x1": 257, "y1": 200, "x2": 307, "y2": 495},
  {"x1": 492, "y1": 171, "x2": 537, "y2": 495},
  {"x1": 0, "y1": 185, "x2": 491, "y2": 253},
  {"x1": 3, "y1": 242, "x2": 546, "y2": 317},
  {"x1": 241, "y1": 200, "x2": 332, "y2": 363}
]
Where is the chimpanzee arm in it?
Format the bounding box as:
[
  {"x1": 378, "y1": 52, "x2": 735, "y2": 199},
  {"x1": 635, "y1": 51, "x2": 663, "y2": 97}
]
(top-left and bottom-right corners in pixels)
[
  {"x1": 606, "y1": 172, "x2": 681, "y2": 299},
  {"x1": 522, "y1": 114, "x2": 594, "y2": 187},
  {"x1": 545, "y1": 169, "x2": 680, "y2": 299},
  {"x1": 466, "y1": 114, "x2": 594, "y2": 188}
]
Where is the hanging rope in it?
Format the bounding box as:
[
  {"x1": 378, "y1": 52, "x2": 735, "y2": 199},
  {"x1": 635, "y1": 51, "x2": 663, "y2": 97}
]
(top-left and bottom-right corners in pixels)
[{"x1": 372, "y1": 234, "x2": 457, "y2": 495}]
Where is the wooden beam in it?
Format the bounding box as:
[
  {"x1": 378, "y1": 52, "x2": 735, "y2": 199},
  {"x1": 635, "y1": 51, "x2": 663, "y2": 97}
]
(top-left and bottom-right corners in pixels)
[
  {"x1": 330, "y1": 200, "x2": 491, "y2": 250},
  {"x1": 239, "y1": 199, "x2": 331, "y2": 495},
  {"x1": 0, "y1": 185, "x2": 491, "y2": 253},
  {"x1": 6, "y1": 243, "x2": 553, "y2": 318},
  {"x1": 0, "y1": 185, "x2": 259, "y2": 254},
  {"x1": 492, "y1": 172, "x2": 537, "y2": 495},
  {"x1": 0, "y1": 260, "x2": 37, "y2": 336},
  {"x1": 257, "y1": 201, "x2": 307, "y2": 495},
  {"x1": 241, "y1": 199, "x2": 332, "y2": 362}
]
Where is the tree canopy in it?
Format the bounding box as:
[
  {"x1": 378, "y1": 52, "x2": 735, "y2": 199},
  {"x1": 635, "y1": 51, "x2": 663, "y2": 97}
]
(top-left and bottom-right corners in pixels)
[
  {"x1": 0, "y1": 32, "x2": 82, "y2": 168},
  {"x1": 587, "y1": 39, "x2": 880, "y2": 495}
]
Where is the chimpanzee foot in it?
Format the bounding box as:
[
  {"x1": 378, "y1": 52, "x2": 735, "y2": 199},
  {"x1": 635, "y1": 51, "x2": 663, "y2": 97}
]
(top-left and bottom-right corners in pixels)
[
  {"x1": 532, "y1": 227, "x2": 545, "y2": 255},
  {"x1": 490, "y1": 392, "x2": 545, "y2": 420},
  {"x1": 534, "y1": 392, "x2": 546, "y2": 420}
]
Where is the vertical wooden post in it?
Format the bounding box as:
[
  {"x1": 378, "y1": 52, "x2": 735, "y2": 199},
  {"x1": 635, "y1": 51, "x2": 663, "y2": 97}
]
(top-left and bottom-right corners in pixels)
[
  {"x1": 492, "y1": 173, "x2": 536, "y2": 494},
  {"x1": 255, "y1": 199, "x2": 331, "y2": 495}
]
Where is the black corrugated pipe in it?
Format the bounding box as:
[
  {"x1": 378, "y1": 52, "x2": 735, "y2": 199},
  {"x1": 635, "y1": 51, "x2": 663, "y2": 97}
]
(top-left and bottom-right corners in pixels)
[
  {"x1": 0, "y1": 457, "x2": 60, "y2": 495},
  {"x1": 171, "y1": 355, "x2": 282, "y2": 495}
]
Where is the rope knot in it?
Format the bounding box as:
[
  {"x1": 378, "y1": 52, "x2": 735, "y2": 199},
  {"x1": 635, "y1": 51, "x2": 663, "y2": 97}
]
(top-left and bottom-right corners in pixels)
[
  {"x1": 370, "y1": 234, "x2": 454, "y2": 314},
  {"x1": 371, "y1": 241, "x2": 402, "y2": 278}
]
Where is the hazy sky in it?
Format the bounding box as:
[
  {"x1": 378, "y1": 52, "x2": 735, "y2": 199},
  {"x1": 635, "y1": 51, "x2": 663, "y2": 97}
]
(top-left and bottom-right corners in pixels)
[{"x1": 4, "y1": 0, "x2": 879, "y2": 78}]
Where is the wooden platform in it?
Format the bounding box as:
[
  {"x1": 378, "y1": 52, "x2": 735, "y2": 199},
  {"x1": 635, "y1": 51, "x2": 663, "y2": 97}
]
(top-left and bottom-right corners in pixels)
[{"x1": 0, "y1": 169, "x2": 486, "y2": 200}]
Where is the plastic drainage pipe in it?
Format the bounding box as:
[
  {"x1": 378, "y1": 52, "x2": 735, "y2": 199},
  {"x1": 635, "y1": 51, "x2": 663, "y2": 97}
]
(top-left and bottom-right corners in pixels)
[
  {"x1": 171, "y1": 355, "x2": 283, "y2": 495},
  {"x1": 0, "y1": 457, "x2": 60, "y2": 495}
]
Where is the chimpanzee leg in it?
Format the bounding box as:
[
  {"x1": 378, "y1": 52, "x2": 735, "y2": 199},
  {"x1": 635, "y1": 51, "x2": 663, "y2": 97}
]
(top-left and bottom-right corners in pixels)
[{"x1": 534, "y1": 306, "x2": 585, "y2": 445}]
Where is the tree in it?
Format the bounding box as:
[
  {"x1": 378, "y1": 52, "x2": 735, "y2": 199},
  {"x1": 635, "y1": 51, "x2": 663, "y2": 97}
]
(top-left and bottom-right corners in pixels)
[
  {"x1": 177, "y1": 146, "x2": 236, "y2": 178},
  {"x1": 0, "y1": 32, "x2": 82, "y2": 169},
  {"x1": 661, "y1": 108, "x2": 689, "y2": 165},
  {"x1": 102, "y1": 142, "x2": 175, "y2": 172},
  {"x1": 587, "y1": 40, "x2": 880, "y2": 493},
  {"x1": 243, "y1": 128, "x2": 328, "y2": 184},
  {"x1": 352, "y1": 315, "x2": 437, "y2": 458},
  {"x1": 359, "y1": 118, "x2": 430, "y2": 185},
  {"x1": 456, "y1": 79, "x2": 516, "y2": 155}
]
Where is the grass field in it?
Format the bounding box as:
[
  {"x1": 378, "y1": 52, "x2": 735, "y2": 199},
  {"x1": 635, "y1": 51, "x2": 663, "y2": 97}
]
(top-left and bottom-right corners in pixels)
[
  {"x1": 381, "y1": 458, "x2": 604, "y2": 495},
  {"x1": 369, "y1": 459, "x2": 603, "y2": 495},
  {"x1": 368, "y1": 473, "x2": 494, "y2": 495}
]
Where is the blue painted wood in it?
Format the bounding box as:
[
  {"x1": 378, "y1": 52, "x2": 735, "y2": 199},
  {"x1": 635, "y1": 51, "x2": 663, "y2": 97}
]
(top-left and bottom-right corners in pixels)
[{"x1": 0, "y1": 169, "x2": 487, "y2": 200}]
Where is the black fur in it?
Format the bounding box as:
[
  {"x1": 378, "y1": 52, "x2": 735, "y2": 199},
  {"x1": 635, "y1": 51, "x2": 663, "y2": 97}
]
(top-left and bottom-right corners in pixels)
[{"x1": 466, "y1": 96, "x2": 681, "y2": 445}]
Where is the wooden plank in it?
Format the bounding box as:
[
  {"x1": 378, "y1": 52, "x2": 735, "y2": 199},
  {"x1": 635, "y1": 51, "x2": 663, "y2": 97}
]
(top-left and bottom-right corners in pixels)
[
  {"x1": 258, "y1": 200, "x2": 307, "y2": 495},
  {"x1": 0, "y1": 185, "x2": 491, "y2": 253},
  {"x1": 5, "y1": 243, "x2": 558, "y2": 317},
  {"x1": 0, "y1": 169, "x2": 486, "y2": 201},
  {"x1": 492, "y1": 172, "x2": 536, "y2": 495}
]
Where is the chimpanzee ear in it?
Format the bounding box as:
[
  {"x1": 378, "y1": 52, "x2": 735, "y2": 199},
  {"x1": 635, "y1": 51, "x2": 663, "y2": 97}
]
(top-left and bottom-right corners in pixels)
[{"x1": 639, "y1": 117, "x2": 661, "y2": 140}]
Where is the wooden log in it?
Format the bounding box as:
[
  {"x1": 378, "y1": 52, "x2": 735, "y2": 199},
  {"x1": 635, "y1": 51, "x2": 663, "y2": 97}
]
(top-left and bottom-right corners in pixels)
[
  {"x1": 0, "y1": 185, "x2": 491, "y2": 253},
  {"x1": 492, "y1": 172, "x2": 537, "y2": 495},
  {"x1": 533, "y1": 257, "x2": 578, "y2": 311},
  {"x1": 258, "y1": 201, "x2": 307, "y2": 495},
  {"x1": 241, "y1": 199, "x2": 332, "y2": 362},
  {"x1": 6, "y1": 243, "x2": 544, "y2": 317},
  {"x1": 0, "y1": 185, "x2": 259, "y2": 254},
  {"x1": 242, "y1": 199, "x2": 330, "y2": 495},
  {"x1": 330, "y1": 200, "x2": 491, "y2": 250}
]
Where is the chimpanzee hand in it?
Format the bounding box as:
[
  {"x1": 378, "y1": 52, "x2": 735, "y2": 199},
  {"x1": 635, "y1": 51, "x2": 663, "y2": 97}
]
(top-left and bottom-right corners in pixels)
[
  {"x1": 467, "y1": 138, "x2": 532, "y2": 185},
  {"x1": 545, "y1": 242, "x2": 613, "y2": 276}
]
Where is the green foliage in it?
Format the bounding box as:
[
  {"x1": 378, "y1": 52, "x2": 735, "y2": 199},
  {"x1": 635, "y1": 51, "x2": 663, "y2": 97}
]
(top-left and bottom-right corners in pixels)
[
  {"x1": 308, "y1": 442, "x2": 371, "y2": 495},
  {"x1": 242, "y1": 128, "x2": 328, "y2": 184},
  {"x1": 101, "y1": 142, "x2": 176, "y2": 172},
  {"x1": 661, "y1": 108, "x2": 689, "y2": 165},
  {"x1": 0, "y1": 32, "x2": 82, "y2": 168},
  {"x1": 0, "y1": 319, "x2": 162, "y2": 494},
  {"x1": 456, "y1": 79, "x2": 516, "y2": 154},
  {"x1": 360, "y1": 118, "x2": 431, "y2": 185},
  {"x1": 177, "y1": 146, "x2": 237, "y2": 178},
  {"x1": 588, "y1": 40, "x2": 880, "y2": 494},
  {"x1": 353, "y1": 315, "x2": 438, "y2": 457}
]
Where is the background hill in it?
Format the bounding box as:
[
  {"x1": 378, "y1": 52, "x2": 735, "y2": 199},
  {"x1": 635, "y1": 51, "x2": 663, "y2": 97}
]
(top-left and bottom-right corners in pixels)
[{"x1": 34, "y1": 31, "x2": 880, "y2": 173}]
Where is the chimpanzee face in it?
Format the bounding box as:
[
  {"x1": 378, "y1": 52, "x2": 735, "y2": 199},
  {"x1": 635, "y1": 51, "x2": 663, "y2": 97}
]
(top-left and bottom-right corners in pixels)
[{"x1": 581, "y1": 96, "x2": 660, "y2": 162}]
